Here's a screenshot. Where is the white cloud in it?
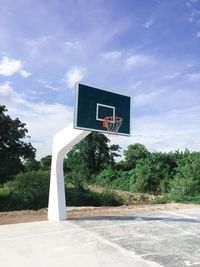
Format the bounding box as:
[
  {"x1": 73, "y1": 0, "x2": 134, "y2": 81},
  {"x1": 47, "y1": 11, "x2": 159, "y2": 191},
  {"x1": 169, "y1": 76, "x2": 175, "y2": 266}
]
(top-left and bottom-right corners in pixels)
[
  {"x1": 144, "y1": 18, "x2": 154, "y2": 29},
  {"x1": 196, "y1": 31, "x2": 200, "y2": 38},
  {"x1": 0, "y1": 56, "x2": 31, "y2": 78},
  {"x1": 134, "y1": 88, "x2": 168, "y2": 106},
  {"x1": 130, "y1": 80, "x2": 143, "y2": 89},
  {"x1": 26, "y1": 36, "x2": 50, "y2": 55},
  {"x1": 102, "y1": 51, "x2": 122, "y2": 60},
  {"x1": 44, "y1": 84, "x2": 59, "y2": 91},
  {"x1": 110, "y1": 105, "x2": 200, "y2": 155},
  {"x1": 64, "y1": 41, "x2": 77, "y2": 49},
  {"x1": 0, "y1": 82, "x2": 27, "y2": 106},
  {"x1": 164, "y1": 72, "x2": 180, "y2": 79},
  {"x1": 19, "y1": 69, "x2": 31, "y2": 78},
  {"x1": 64, "y1": 41, "x2": 82, "y2": 53},
  {"x1": 65, "y1": 66, "x2": 87, "y2": 89},
  {"x1": 1, "y1": 81, "x2": 200, "y2": 159},
  {"x1": 0, "y1": 82, "x2": 73, "y2": 159},
  {"x1": 39, "y1": 80, "x2": 60, "y2": 91},
  {"x1": 0, "y1": 57, "x2": 21, "y2": 76},
  {"x1": 188, "y1": 72, "x2": 200, "y2": 80},
  {"x1": 125, "y1": 54, "x2": 154, "y2": 69}
]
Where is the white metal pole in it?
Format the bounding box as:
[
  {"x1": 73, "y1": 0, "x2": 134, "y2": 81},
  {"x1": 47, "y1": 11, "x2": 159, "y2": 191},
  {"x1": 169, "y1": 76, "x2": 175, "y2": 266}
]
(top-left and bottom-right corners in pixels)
[{"x1": 48, "y1": 123, "x2": 91, "y2": 221}]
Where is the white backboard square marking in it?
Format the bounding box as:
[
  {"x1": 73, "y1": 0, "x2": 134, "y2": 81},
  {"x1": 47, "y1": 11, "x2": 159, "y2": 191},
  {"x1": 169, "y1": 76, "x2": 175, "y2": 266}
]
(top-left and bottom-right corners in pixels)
[{"x1": 96, "y1": 103, "x2": 115, "y2": 121}]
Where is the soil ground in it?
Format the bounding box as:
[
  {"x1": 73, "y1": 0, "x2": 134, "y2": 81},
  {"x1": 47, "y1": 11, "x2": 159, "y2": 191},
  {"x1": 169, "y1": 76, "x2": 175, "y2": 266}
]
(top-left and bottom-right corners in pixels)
[{"x1": 0, "y1": 203, "x2": 200, "y2": 225}]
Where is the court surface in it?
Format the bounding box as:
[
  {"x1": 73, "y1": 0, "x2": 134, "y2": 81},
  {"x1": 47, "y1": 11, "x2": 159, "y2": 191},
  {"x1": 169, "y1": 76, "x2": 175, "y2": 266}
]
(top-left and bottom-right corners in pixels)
[{"x1": 1, "y1": 207, "x2": 200, "y2": 267}]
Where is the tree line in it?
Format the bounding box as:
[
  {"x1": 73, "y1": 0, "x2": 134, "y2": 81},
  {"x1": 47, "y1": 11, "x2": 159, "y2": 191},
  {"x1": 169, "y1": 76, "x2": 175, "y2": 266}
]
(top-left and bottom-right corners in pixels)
[{"x1": 1, "y1": 105, "x2": 200, "y2": 211}]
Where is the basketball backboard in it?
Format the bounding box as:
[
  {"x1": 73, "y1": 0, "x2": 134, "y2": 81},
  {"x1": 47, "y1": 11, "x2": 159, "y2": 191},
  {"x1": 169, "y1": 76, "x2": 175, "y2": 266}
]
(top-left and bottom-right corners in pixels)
[{"x1": 74, "y1": 83, "x2": 131, "y2": 136}]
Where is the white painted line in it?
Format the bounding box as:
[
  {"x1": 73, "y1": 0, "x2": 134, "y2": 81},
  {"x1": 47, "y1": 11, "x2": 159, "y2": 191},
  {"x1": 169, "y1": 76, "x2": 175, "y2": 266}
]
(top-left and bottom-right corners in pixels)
[
  {"x1": 111, "y1": 233, "x2": 145, "y2": 241},
  {"x1": 184, "y1": 260, "x2": 200, "y2": 266},
  {"x1": 111, "y1": 237, "x2": 133, "y2": 241},
  {"x1": 83, "y1": 241, "x2": 97, "y2": 246},
  {"x1": 0, "y1": 220, "x2": 150, "y2": 242},
  {"x1": 159, "y1": 221, "x2": 200, "y2": 239},
  {"x1": 66, "y1": 222, "x2": 163, "y2": 267}
]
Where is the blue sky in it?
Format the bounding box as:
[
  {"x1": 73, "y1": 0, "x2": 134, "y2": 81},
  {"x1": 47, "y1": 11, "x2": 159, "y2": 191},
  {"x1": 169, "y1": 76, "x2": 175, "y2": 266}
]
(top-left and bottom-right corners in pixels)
[{"x1": 0, "y1": 0, "x2": 200, "y2": 158}]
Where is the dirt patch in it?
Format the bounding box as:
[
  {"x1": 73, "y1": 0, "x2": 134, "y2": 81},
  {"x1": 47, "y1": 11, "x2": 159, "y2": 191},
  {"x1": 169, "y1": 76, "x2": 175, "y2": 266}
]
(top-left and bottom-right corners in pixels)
[{"x1": 0, "y1": 203, "x2": 199, "y2": 225}]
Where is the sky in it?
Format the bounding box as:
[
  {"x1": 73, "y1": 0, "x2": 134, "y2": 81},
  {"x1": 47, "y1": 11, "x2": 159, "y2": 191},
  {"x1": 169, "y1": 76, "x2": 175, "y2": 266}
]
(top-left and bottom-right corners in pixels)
[{"x1": 0, "y1": 0, "x2": 200, "y2": 159}]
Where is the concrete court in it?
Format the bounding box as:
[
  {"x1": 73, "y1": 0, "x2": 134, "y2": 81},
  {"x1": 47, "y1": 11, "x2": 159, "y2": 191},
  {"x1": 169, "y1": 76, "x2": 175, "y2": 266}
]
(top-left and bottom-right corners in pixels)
[{"x1": 0, "y1": 208, "x2": 200, "y2": 267}]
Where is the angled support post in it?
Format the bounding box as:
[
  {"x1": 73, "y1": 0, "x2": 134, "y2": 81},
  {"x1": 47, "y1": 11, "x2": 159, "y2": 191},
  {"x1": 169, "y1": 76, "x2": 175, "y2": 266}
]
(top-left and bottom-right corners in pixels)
[{"x1": 48, "y1": 123, "x2": 91, "y2": 221}]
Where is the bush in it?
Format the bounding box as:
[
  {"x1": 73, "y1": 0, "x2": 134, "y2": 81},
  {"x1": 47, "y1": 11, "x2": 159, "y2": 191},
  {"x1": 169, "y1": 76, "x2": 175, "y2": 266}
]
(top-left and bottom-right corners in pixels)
[
  {"x1": 65, "y1": 187, "x2": 121, "y2": 206},
  {"x1": 0, "y1": 190, "x2": 24, "y2": 211},
  {"x1": 96, "y1": 166, "x2": 131, "y2": 191},
  {"x1": 170, "y1": 152, "x2": 200, "y2": 198},
  {"x1": 0, "y1": 171, "x2": 50, "y2": 211},
  {"x1": 111, "y1": 171, "x2": 131, "y2": 191},
  {"x1": 0, "y1": 171, "x2": 121, "y2": 211},
  {"x1": 132, "y1": 153, "x2": 176, "y2": 194},
  {"x1": 65, "y1": 164, "x2": 91, "y2": 189}
]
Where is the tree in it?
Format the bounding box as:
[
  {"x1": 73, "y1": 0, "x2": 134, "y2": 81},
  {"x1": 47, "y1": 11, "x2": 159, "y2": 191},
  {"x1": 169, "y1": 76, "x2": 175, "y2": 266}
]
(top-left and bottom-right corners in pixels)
[
  {"x1": 40, "y1": 155, "x2": 52, "y2": 170},
  {"x1": 65, "y1": 132, "x2": 121, "y2": 187},
  {"x1": 23, "y1": 159, "x2": 41, "y2": 172},
  {"x1": 124, "y1": 143, "x2": 149, "y2": 170},
  {"x1": 0, "y1": 105, "x2": 36, "y2": 184}
]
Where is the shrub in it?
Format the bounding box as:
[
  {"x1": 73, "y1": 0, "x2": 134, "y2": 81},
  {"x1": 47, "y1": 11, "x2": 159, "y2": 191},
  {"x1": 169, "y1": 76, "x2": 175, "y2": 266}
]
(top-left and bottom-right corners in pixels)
[
  {"x1": 65, "y1": 187, "x2": 121, "y2": 206},
  {"x1": 111, "y1": 171, "x2": 131, "y2": 191},
  {"x1": 96, "y1": 166, "x2": 132, "y2": 191},
  {"x1": 0, "y1": 171, "x2": 50, "y2": 211},
  {"x1": 170, "y1": 152, "x2": 200, "y2": 198},
  {"x1": 96, "y1": 166, "x2": 117, "y2": 188},
  {"x1": 0, "y1": 171, "x2": 121, "y2": 211},
  {"x1": 65, "y1": 164, "x2": 91, "y2": 189},
  {"x1": 132, "y1": 153, "x2": 176, "y2": 194}
]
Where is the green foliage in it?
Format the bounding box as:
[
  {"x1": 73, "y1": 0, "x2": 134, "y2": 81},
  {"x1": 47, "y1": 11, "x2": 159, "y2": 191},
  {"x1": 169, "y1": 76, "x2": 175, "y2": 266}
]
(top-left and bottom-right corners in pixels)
[
  {"x1": 0, "y1": 105, "x2": 36, "y2": 184},
  {"x1": 124, "y1": 143, "x2": 149, "y2": 170},
  {"x1": 65, "y1": 187, "x2": 121, "y2": 206},
  {"x1": 96, "y1": 166, "x2": 131, "y2": 191},
  {"x1": 132, "y1": 152, "x2": 176, "y2": 194},
  {"x1": 65, "y1": 132, "x2": 121, "y2": 187},
  {"x1": 170, "y1": 152, "x2": 200, "y2": 198},
  {"x1": 23, "y1": 159, "x2": 41, "y2": 172},
  {"x1": 178, "y1": 195, "x2": 200, "y2": 204},
  {"x1": 96, "y1": 166, "x2": 117, "y2": 187},
  {"x1": 66, "y1": 132, "x2": 120, "y2": 172},
  {"x1": 112, "y1": 171, "x2": 131, "y2": 191},
  {"x1": 40, "y1": 155, "x2": 52, "y2": 170},
  {"x1": 65, "y1": 163, "x2": 91, "y2": 189},
  {"x1": 150, "y1": 195, "x2": 171, "y2": 204},
  {"x1": 0, "y1": 171, "x2": 50, "y2": 211}
]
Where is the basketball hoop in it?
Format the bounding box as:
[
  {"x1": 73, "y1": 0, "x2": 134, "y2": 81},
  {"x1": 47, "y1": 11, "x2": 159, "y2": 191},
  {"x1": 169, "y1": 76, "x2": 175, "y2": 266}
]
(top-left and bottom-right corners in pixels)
[{"x1": 103, "y1": 116, "x2": 123, "y2": 135}]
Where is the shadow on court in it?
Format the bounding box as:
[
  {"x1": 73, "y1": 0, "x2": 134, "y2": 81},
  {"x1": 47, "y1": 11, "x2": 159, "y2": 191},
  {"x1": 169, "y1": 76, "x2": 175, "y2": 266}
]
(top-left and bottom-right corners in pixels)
[{"x1": 69, "y1": 215, "x2": 200, "y2": 224}]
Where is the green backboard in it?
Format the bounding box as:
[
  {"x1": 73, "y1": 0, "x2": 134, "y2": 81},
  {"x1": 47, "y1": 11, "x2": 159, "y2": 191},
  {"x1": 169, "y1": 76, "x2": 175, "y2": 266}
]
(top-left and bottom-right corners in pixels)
[{"x1": 74, "y1": 83, "x2": 131, "y2": 136}]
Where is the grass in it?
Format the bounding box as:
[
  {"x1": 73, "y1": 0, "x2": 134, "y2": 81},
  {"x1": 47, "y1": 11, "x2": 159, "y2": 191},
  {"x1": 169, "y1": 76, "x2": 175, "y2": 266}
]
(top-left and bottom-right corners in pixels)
[
  {"x1": 1, "y1": 178, "x2": 200, "y2": 212},
  {"x1": 150, "y1": 194, "x2": 200, "y2": 205},
  {"x1": 89, "y1": 185, "x2": 159, "y2": 205},
  {"x1": 0, "y1": 185, "x2": 122, "y2": 212},
  {"x1": 65, "y1": 187, "x2": 122, "y2": 207}
]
